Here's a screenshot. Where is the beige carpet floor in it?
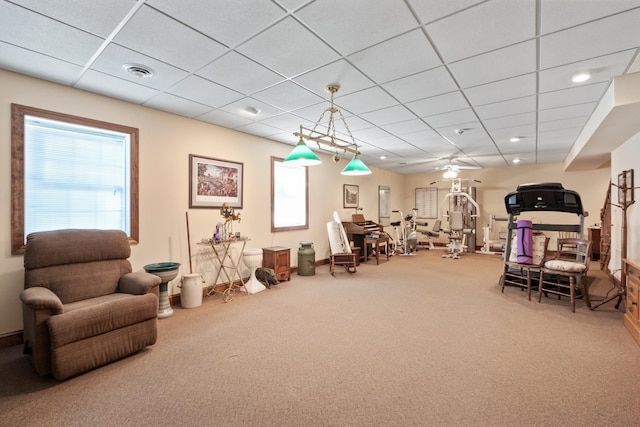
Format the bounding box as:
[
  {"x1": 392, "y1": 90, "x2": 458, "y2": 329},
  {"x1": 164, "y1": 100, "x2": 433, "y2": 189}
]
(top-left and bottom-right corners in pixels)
[{"x1": 1, "y1": 249, "x2": 639, "y2": 426}]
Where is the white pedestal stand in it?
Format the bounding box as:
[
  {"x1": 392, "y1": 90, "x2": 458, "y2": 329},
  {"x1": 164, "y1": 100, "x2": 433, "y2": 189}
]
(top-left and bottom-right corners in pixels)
[{"x1": 242, "y1": 248, "x2": 266, "y2": 294}]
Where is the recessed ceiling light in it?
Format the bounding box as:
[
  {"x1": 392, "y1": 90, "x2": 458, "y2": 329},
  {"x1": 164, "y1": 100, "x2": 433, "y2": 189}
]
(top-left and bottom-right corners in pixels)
[
  {"x1": 572, "y1": 72, "x2": 591, "y2": 83},
  {"x1": 245, "y1": 107, "x2": 261, "y2": 115},
  {"x1": 510, "y1": 137, "x2": 520, "y2": 142},
  {"x1": 513, "y1": 158, "x2": 521, "y2": 164},
  {"x1": 122, "y1": 63, "x2": 155, "y2": 78},
  {"x1": 380, "y1": 155, "x2": 387, "y2": 160}
]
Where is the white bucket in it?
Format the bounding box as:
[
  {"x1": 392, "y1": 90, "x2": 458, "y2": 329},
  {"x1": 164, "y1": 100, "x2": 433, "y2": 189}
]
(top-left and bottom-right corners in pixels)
[{"x1": 179, "y1": 273, "x2": 204, "y2": 308}]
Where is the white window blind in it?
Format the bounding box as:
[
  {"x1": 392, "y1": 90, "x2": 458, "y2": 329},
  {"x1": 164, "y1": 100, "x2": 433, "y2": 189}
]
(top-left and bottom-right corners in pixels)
[{"x1": 24, "y1": 116, "x2": 131, "y2": 236}]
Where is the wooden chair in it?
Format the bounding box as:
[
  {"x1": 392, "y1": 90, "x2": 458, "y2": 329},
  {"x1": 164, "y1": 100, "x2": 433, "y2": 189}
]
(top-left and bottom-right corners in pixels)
[
  {"x1": 501, "y1": 233, "x2": 550, "y2": 300},
  {"x1": 538, "y1": 238, "x2": 592, "y2": 312},
  {"x1": 327, "y1": 220, "x2": 357, "y2": 276}
]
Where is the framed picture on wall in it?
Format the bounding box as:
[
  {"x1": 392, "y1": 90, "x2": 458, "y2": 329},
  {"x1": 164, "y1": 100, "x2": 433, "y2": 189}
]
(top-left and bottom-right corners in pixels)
[
  {"x1": 343, "y1": 184, "x2": 359, "y2": 208},
  {"x1": 189, "y1": 154, "x2": 243, "y2": 209}
]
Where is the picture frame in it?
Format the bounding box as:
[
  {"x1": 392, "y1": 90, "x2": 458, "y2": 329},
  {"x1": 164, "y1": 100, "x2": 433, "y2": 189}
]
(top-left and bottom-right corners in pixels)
[
  {"x1": 617, "y1": 169, "x2": 634, "y2": 206},
  {"x1": 343, "y1": 184, "x2": 359, "y2": 208},
  {"x1": 189, "y1": 154, "x2": 243, "y2": 209}
]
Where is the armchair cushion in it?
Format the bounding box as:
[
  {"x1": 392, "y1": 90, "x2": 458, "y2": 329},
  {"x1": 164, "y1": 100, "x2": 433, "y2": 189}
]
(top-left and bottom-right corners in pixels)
[
  {"x1": 119, "y1": 272, "x2": 161, "y2": 295},
  {"x1": 20, "y1": 286, "x2": 64, "y2": 314},
  {"x1": 544, "y1": 260, "x2": 586, "y2": 273}
]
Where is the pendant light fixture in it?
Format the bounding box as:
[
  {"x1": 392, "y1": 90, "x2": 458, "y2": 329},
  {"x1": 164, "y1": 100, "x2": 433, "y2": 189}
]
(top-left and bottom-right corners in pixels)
[{"x1": 284, "y1": 84, "x2": 372, "y2": 175}]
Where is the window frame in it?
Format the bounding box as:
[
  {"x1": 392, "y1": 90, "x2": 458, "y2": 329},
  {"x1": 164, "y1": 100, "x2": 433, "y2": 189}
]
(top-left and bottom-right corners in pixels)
[
  {"x1": 11, "y1": 103, "x2": 139, "y2": 255},
  {"x1": 270, "y1": 156, "x2": 309, "y2": 232}
]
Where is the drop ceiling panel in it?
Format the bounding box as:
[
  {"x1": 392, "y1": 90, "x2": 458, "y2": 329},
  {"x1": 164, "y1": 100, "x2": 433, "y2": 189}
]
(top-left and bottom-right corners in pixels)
[
  {"x1": 114, "y1": 5, "x2": 228, "y2": 72},
  {"x1": 359, "y1": 105, "x2": 416, "y2": 127},
  {"x1": 425, "y1": 109, "x2": 478, "y2": 129},
  {"x1": 425, "y1": 0, "x2": 536, "y2": 63},
  {"x1": 347, "y1": 29, "x2": 442, "y2": 84},
  {"x1": 235, "y1": 121, "x2": 282, "y2": 137},
  {"x1": 0, "y1": 42, "x2": 83, "y2": 85},
  {"x1": 538, "y1": 104, "x2": 597, "y2": 123},
  {"x1": 411, "y1": 0, "x2": 487, "y2": 24},
  {"x1": 237, "y1": 16, "x2": 339, "y2": 77},
  {"x1": 76, "y1": 71, "x2": 160, "y2": 104},
  {"x1": 334, "y1": 86, "x2": 398, "y2": 115},
  {"x1": 382, "y1": 66, "x2": 459, "y2": 103},
  {"x1": 147, "y1": 0, "x2": 286, "y2": 47},
  {"x1": 475, "y1": 96, "x2": 536, "y2": 120},
  {"x1": 197, "y1": 109, "x2": 253, "y2": 129},
  {"x1": 251, "y1": 81, "x2": 324, "y2": 111},
  {"x1": 144, "y1": 93, "x2": 213, "y2": 118},
  {"x1": 220, "y1": 97, "x2": 286, "y2": 120},
  {"x1": 296, "y1": 0, "x2": 419, "y2": 56},
  {"x1": 294, "y1": 59, "x2": 375, "y2": 96},
  {"x1": 539, "y1": 9, "x2": 640, "y2": 69},
  {"x1": 483, "y1": 112, "x2": 536, "y2": 131},
  {"x1": 16, "y1": 0, "x2": 138, "y2": 38},
  {"x1": 92, "y1": 44, "x2": 189, "y2": 90},
  {"x1": 538, "y1": 83, "x2": 609, "y2": 110},
  {"x1": 449, "y1": 40, "x2": 537, "y2": 89},
  {"x1": 166, "y1": 75, "x2": 244, "y2": 108},
  {"x1": 196, "y1": 52, "x2": 285, "y2": 95},
  {"x1": 464, "y1": 74, "x2": 537, "y2": 106},
  {"x1": 538, "y1": 50, "x2": 634, "y2": 92},
  {"x1": 405, "y1": 91, "x2": 470, "y2": 117},
  {"x1": 0, "y1": 2, "x2": 104, "y2": 65},
  {"x1": 540, "y1": 0, "x2": 640, "y2": 34},
  {"x1": 381, "y1": 119, "x2": 432, "y2": 135}
]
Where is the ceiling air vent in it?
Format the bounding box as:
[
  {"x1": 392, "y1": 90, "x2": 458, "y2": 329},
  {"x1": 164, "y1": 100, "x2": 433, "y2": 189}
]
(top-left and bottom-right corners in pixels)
[{"x1": 122, "y1": 63, "x2": 155, "y2": 78}]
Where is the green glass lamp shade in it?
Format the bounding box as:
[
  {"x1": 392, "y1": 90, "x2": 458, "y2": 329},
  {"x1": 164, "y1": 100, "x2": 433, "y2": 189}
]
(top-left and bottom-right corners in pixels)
[
  {"x1": 284, "y1": 140, "x2": 322, "y2": 166},
  {"x1": 341, "y1": 156, "x2": 372, "y2": 175}
]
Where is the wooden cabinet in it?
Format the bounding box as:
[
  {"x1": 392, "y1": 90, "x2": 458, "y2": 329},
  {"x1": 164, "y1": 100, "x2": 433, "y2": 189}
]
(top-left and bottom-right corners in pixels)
[
  {"x1": 262, "y1": 246, "x2": 290, "y2": 281},
  {"x1": 623, "y1": 259, "x2": 640, "y2": 346}
]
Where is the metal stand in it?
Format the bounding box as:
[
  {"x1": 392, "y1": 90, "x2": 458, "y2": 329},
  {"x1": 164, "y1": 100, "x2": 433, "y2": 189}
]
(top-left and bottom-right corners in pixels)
[{"x1": 204, "y1": 239, "x2": 248, "y2": 302}]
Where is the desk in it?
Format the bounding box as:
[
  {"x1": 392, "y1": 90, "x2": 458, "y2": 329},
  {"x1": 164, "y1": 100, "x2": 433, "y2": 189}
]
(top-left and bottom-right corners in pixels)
[
  {"x1": 199, "y1": 238, "x2": 247, "y2": 302},
  {"x1": 364, "y1": 236, "x2": 390, "y2": 265}
]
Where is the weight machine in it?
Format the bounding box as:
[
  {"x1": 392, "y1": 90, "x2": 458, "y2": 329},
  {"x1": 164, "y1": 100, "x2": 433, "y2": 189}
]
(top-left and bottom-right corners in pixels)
[{"x1": 439, "y1": 178, "x2": 480, "y2": 259}]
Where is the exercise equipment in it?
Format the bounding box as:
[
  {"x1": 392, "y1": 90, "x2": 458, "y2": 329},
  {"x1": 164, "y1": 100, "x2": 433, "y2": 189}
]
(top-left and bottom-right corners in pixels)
[{"x1": 440, "y1": 178, "x2": 480, "y2": 259}]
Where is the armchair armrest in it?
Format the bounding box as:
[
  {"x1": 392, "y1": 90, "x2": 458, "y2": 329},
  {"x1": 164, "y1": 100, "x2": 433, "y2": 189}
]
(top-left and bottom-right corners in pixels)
[
  {"x1": 20, "y1": 287, "x2": 64, "y2": 314},
  {"x1": 119, "y1": 272, "x2": 161, "y2": 295}
]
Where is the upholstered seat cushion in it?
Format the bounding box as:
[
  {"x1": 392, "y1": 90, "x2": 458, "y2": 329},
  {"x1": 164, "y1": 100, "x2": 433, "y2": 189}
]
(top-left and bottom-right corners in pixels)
[
  {"x1": 509, "y1": 233, "x2": 548, "y2": 265},
  {"x1": 47, "y1": 293, "x2": 157, "y2": 349},
  {"x1": 544, "y1": 260, "x2": 586, "y2": 273}
]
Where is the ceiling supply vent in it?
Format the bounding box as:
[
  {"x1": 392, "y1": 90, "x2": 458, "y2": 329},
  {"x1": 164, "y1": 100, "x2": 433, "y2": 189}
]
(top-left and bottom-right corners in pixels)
[{"x1": 122, "y1": 63, "x2": 155, "y2": 78}]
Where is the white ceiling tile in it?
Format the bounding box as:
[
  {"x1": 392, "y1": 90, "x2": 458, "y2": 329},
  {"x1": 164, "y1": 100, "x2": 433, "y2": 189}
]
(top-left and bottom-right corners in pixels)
[
  {"x1": 538, "y1": 50, "x2": 634, "y2": 92},
  {"x1": 115, "y1": 5, "x2": 228, "y2": 71},
  {"x1": 538, "y1": 117, "x2": 589, "y2": 132},
  {"x1": 196, "y1": 109, "x2": 253, "y2": 129},
  {"x1": 0, "y1": 2, "x2": 104, "y2": 65},
  {"x1": 405, "y1": 91, "x2": 470, "y2": 117},
  {"x1": 196, "y1": 52, "x2": 285, "y2": 95},
  {"x1": 294, "y1": 60, "x2": 375, "y2": 96},
  {"x1": 220, "y1": 97, "x2": 287, "y2": 120},
  {"x1": 538, "y1": 84, "x2": 608, "y2": 110},
  {"x1": 424, "y1": 109, "x2": 478, "y2": 129},
  {"x1": 0, "y1": 42, "x2": 83, "y2": 85},
  {"x1": 483, "y1": 112, "x2": 536, "y2": 131},
  {"x1": 16, "y1": 0, "x2": 138, "y2": 37},
  {"x1": 166, "y1": 75, "x2": 244, "y2": 108},
  {"x1": 539, "y1": 103, "x2": 597, "y2": 122},
  {"x1": 359, "y1": 105, "x2": 416, "y2": 126},
  {"x1": 382, "y1": 67, "x2": 458, "y2": 103},
  {"x1": 235, "y1": 121, "x2": 283, "y2": 137},
  {"x1": 147, "y1": 0, "x2": 286, "y2": 47},
  {"x1": 251, "y1": 81, "x2": 324, "y2": 111},
  {"x1": 334, "y1": 87, "x2": 398, "y2": 115},
  {"x1": 449, "y1": 40, "x2": 536, "y2": 88},
  {"x1": 540, "y1": 0, "x2": 640, "y2": 34},
  {"x1": 381, "y1": 119, "x2": 432, "y2": 135},
  {"x1": 236, "y1": 16, "x2": 340, "y2": 77},
  {"x1": 464, "y1": 74, "x2": 536, "y2": 106},
  {"x1": 475, "y1": 96, "x2": 536, "y2": 120},
  {"x1": 144, "y1": 92, "x2": 214, "y2": 118},
  {"x1": 425, "y1": 0, "x2": 536, "y2": 62},
  {"x1": 76, "y1": 70, "x2": 160, "y2": 104},
  {"x1": 296, "y1": 0, "x2": 419, "y2": 55},
  {"x1": 540, "y1": 8, "x2": 640, "y2": 69},
  {"x1": 412, "y1": 0, "x2": 487, "y2": 24},
  {"x1": 347, "y1": 29, "x2": 442, "y2": 84},
  {"x1": 91, "y1": 44, "x2": 189, "y2": 90}
]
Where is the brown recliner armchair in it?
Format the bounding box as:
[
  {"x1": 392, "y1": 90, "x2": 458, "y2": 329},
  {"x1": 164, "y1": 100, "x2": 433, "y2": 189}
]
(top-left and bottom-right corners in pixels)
[{"x1": 20, "y1": 229, "x2": 161, "y2": 380}]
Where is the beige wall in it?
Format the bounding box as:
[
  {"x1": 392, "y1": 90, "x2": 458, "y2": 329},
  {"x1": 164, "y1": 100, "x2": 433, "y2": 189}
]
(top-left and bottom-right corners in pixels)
[{"x1": 0, "y1": 68, "x2": 618, "y2": 336}]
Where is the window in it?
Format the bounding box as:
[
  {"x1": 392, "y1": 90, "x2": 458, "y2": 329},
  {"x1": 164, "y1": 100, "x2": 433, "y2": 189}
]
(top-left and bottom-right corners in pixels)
[
  {"x1": 11, "y1": 104, "x2": 139, "y2": 254},
  {"x1": 271, "y1": 156, "x2": 309, "y2": 231}
]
